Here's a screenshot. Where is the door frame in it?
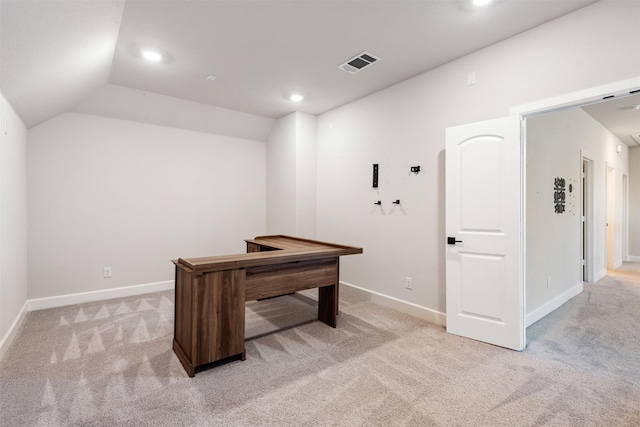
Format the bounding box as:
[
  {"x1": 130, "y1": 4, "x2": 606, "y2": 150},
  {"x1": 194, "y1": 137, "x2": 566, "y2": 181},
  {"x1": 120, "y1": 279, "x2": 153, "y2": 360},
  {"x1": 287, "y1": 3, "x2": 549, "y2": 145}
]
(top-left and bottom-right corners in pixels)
[
  {"x1": 622, "y1": 173, "x2": 629, "y2": 263},
  {"x1": 581, "y1": 153, "x2": 595, "y2": 283},
  {"x1": 510, "y1": 77, "x2": 640, "y2": 119},
  {"x1": 606, "y1": 163, "x2": 616, "y2": 270}
]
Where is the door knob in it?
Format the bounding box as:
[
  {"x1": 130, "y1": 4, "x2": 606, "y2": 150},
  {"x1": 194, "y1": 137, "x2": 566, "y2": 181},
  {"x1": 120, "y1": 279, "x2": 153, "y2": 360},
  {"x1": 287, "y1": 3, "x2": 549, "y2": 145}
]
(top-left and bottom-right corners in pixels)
[{"x1": 447, "y1": 237, "x2": 463, "y2": 245}]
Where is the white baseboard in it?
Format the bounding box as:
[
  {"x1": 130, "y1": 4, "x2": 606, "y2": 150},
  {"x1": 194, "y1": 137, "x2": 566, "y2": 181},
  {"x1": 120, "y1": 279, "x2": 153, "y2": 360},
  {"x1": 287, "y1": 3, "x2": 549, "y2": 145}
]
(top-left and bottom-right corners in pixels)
[
  {"x1": 0, "y1": 300, "x2": 29, "y2": 361},
  {"x1": 613, "y1": 259, "x2": 623, "y2": 270},
  {"x1": 627, "y1": 256, "x2": 640, "y2": 262},
  {"x1": 0, "y1": 280, "x2": 175, "y2": 361},
  {"x1": 28, "y1": 280, "x2": 174, "y2": 311},
  {"x1": 340, "y1": 281, "x2": 446, "y2": 327},
  {"x1": 594, "y1": 269, "x2": 607, "y2": 282},
  {"x1": 526, "y1": 282, "x2": 583, "y2": 327}
]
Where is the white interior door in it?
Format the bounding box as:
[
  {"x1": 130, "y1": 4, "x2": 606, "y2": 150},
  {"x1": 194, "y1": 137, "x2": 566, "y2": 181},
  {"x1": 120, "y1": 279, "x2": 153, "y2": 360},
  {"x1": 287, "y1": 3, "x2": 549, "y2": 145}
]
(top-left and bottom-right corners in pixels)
[{"x1": 445, "y1": 116, "x2": 525, "y2": 351}]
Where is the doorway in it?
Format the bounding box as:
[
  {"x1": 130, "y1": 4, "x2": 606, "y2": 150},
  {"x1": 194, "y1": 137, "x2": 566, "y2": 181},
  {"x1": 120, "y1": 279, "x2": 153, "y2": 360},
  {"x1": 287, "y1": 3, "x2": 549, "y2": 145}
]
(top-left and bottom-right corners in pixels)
[
  {"x1": 622, "y1": 174, "x2": 629, "y2": 263},
  {"x1": 515, "y1": 77, "x2": 638, "y2": 329},
  {"x1": 606, "y1": 164, "x2": 616, "y2": 270}
]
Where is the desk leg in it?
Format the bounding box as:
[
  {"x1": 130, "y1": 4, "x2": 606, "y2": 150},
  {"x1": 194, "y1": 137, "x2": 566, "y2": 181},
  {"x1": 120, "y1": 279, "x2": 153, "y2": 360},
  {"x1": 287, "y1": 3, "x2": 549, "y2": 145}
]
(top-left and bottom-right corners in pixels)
[
  {"x1": 318, "y1": 258, "x2": 339, "y2": 327},
  {"x1": 318, "y1": 285, "x2": 337, "y2": 327}
]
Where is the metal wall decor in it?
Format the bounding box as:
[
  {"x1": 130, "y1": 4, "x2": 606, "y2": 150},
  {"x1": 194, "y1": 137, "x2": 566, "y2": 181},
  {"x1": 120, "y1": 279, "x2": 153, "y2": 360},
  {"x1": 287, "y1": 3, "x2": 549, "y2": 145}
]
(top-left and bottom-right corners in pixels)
[
  {"x1": 372, "y1": 164, "x2": 379, "y2": 188},
  {"x1": 554, "y1": 177, "x2": 566, "y2": 214}
]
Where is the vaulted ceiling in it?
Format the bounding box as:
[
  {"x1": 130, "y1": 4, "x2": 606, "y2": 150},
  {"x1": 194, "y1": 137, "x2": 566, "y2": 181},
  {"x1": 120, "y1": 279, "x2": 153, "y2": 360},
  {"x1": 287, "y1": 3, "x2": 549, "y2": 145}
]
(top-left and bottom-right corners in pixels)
[{"x1": 7, "y1": 0, "x2": 636, "y2": 145}]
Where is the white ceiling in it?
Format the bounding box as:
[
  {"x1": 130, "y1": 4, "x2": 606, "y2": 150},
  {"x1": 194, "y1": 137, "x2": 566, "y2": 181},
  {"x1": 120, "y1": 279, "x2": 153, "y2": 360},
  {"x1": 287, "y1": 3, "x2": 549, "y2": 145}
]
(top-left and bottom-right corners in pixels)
[
  {"x1": 582, "y1": 93, "x2": 640, "y2": 147},
  {"x1": 7, "y1": 0, "x2": 635, "y2": 141},
  {"x1": 108, "y1": 0, "x2": 596, "y2": 119}
]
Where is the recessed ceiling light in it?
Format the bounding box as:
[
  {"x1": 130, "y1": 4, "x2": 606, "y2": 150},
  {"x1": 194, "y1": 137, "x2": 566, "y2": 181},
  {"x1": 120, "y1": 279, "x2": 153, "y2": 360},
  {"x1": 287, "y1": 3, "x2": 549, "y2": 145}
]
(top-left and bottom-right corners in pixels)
[
  {"x1": 623, "y1": 105, "x2": 640, "y2": 111},
  {"x1": 142, "y1": 50, "x2": 162, "y2": 62},
  {"x1": 206, "y1": 74, "x2": 218, "y2": 81},
  {"x1": 472, "y1": 0, "x2": 494, "y2": 5},
  {"x1": 289, "y1": 93, "x2": 304, "y2": 102}
]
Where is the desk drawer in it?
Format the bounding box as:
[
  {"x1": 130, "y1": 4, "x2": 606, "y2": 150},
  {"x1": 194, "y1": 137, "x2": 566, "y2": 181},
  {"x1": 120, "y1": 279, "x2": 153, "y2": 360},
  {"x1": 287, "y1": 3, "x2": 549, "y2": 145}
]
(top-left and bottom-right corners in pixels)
[{"x1": 245, "y1": 258, "x2": 338, "y2": 301}]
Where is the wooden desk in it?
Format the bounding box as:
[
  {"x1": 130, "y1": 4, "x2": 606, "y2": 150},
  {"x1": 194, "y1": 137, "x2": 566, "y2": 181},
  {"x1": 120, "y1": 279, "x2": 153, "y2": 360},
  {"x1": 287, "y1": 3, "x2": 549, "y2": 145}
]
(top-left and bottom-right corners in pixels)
[{"x1": 172, "y1": 235, "x2": 362, "y2": 377}]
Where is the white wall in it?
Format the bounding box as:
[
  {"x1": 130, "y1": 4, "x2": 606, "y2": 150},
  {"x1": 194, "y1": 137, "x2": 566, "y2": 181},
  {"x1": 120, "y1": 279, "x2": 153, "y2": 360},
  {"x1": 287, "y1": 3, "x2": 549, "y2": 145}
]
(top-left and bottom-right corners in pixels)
[
  {"x1": 0, "y1": 92, "x2": 28, "y2": 355},
  {"x1": 630, "y1": 147, "x2": 640, "y2": 260},
  {"x1": 527, "y1": 108, "x2": 628, "y2": 322},
  {"x1": 267, "y1": 113, "x2": 297, "y2": 235},
  {"x1": 295, "y1": 112, "x2": 317, "y2": 239},
  {"x1": 315, "y1": 1, "x2": 640, "y2": 318},
  {"x1": 267, "y1": 112, "x2": 317, "y2": 238},
  {"x1": 27, "y1": 113, "x2": 266, "y2": 299}
]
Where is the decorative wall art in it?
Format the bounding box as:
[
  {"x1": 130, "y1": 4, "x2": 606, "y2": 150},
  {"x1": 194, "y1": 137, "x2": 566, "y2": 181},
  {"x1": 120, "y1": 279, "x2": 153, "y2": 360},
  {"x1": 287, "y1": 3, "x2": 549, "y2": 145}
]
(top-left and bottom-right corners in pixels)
[
  {"x1": 567, "y1": 178, "x2": 577, "y2": 215},
  {"x1": 554, "y1": 177, "x2": 566, "y2": 214}
]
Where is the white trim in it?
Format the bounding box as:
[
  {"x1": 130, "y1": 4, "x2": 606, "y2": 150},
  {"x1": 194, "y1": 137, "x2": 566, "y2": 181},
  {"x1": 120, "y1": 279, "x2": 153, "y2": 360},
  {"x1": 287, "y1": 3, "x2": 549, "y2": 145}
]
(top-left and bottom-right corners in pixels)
[
  {"x1": 581, "y1": 152, "x2": 595, "y2": 283},
  {"x1": 628, "y1": 256, "x2": 640, "y2": 262},
  {"x1": 340, "y1": 281, "x2": 446, "y2": 327},
  {"x1": 510, "y1": 77, "x2": 640, "y2": 117},
  {"x1": 519, "y1": 116, "x2": 527, "y2": 350},
  {"x1": 0, "y1": 300, "x2": 29, "y2": 360},
  {"x1": 605, "y1": 162, "x2": 616, "y2": 271},
  {"x1": 594, "y1": 269, "x2": 608, "y2": 282},
  {"x1": 260, "y1": 284, "x2": 446, "y2": 327},
  {"x1": 526, "y1": 282, "x2": 583, "y2": 327},
  {"x1": 28, "y1": 280, "x2": 174, "y2": 311},
  {"x1": 613, "y1": 260, "x2": 623, "y2": 270},
  {"x1": 622, "y1": 174, "x2": 629, "y2": 263}
]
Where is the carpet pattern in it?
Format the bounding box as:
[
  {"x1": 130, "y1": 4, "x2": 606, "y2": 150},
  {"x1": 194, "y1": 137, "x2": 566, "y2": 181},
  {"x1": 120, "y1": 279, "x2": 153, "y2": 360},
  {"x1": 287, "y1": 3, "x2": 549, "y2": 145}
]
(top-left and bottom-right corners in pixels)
[{"x1": 1, "y1": 264, "x2": 639, "y2": 426}]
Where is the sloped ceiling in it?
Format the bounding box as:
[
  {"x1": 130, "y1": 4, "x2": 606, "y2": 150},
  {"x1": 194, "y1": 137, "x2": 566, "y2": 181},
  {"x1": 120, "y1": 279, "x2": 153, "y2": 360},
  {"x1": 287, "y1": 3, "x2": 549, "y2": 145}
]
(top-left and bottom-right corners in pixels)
[
  {"x1": 0, "y1": 0, "x2": 125, "y2": 127},
  {"x1": 1, "y1": 0, "x2": 599, "y2": 129}
]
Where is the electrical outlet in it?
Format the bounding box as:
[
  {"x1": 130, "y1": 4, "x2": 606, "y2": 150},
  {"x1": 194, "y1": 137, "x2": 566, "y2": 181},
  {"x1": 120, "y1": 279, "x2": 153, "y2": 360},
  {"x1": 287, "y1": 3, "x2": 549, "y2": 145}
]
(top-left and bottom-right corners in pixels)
[
  {"x1": 467, "y1": 71, "x2": 477, "y2": 86},
  {"x1": 104, "y1": 267, "x2": 112, "y2": 278},
  {"x1": 405, "y1": 276, "x2": 413, "y2": 290}
]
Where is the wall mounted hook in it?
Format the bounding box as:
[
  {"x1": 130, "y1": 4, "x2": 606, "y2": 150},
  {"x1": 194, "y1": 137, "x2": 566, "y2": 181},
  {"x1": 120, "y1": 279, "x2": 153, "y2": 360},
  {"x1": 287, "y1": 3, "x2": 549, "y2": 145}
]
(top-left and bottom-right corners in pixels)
[
  {"x1": 392, "y1": 199, "x2": 400, "y2": 205},
  {"x1": 410, "y1": 166, "x2": 421, "y2": 174},
  {"x1": 374, "y1": 201, "x2": 382, "y2": 206}
]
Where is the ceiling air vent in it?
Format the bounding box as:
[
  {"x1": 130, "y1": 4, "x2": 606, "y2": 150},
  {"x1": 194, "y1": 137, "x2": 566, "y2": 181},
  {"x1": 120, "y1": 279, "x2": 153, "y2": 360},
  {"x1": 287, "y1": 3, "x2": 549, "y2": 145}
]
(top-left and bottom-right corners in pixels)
[{"x1": 338, "y1": 51, "x2": 381, "y2": 74}]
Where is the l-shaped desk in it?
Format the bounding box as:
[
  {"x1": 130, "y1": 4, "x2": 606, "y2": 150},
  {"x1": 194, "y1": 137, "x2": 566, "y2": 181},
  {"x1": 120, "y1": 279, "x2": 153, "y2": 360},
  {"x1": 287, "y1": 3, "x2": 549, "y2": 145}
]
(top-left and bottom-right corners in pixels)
[{"x1": 172, "y1": 235, "x2": 362, "y2": 377}]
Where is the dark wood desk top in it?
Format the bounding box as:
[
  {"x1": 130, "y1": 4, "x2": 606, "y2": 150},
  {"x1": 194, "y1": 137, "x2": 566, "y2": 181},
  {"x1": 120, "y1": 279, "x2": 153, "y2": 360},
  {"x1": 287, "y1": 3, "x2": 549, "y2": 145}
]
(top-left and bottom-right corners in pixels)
[{"x1": 174, "y1": 235, "x2": 362, "y2": 274}]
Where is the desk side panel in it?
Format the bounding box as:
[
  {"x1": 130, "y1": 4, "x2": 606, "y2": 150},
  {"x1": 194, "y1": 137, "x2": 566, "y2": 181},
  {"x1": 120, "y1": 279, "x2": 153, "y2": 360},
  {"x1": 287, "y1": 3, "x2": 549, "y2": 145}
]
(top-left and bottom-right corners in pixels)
[
  {"x1": 197, "y1": 269, "x2": 246, "y2": 364},
  {"x1": 174, "y1": 267, "x2": 194, "y2": 363},
  {"x1": 245, "y1": 258, "x2": 337, "y2": 301}
]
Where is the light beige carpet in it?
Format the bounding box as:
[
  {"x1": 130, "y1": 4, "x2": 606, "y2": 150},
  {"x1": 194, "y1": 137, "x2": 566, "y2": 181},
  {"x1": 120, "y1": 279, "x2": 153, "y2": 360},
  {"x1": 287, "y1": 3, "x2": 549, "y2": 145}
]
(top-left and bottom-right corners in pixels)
[{"x1": 1, "y1": 264, "x2": 639, "y2": 426}]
